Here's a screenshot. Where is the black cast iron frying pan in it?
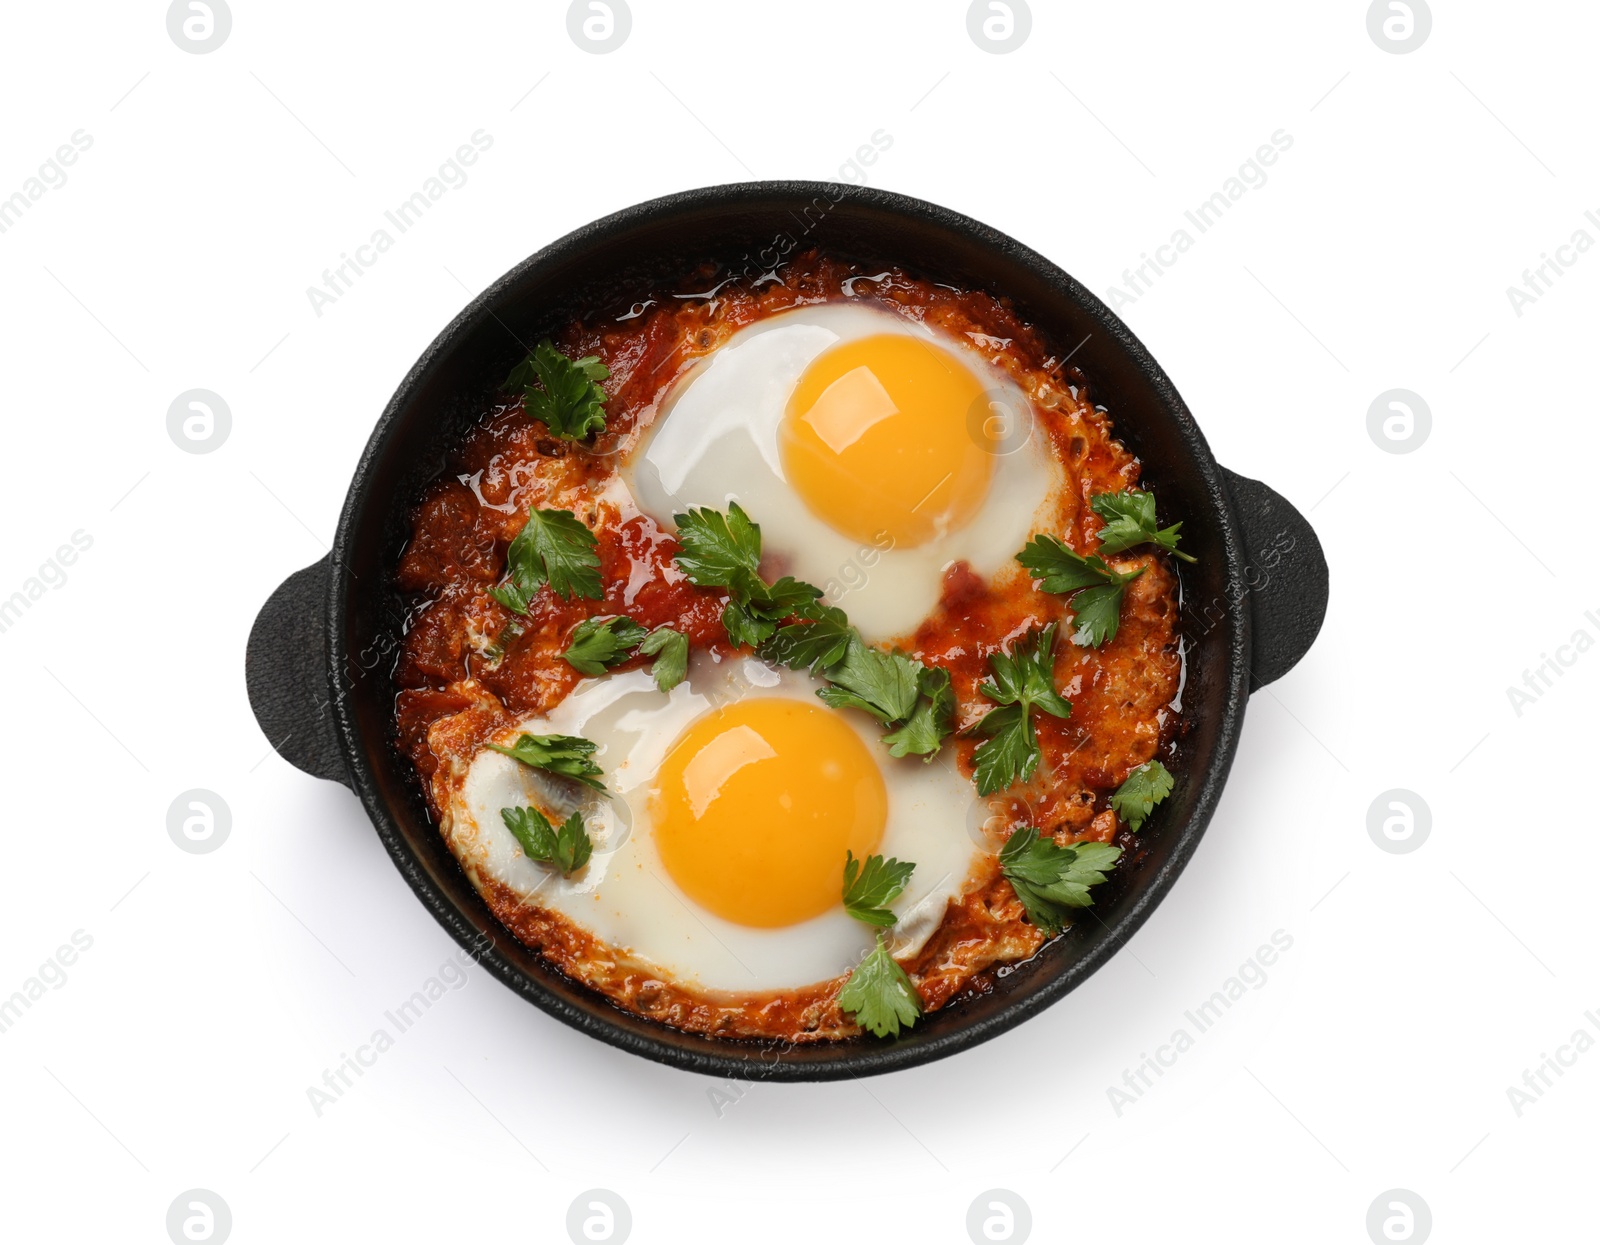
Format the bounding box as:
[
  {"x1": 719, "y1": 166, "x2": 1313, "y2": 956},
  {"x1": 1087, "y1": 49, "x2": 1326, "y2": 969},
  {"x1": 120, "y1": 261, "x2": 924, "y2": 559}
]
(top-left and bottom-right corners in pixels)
[{"x1": 245, "y1": 182, "x2": 1328, "y2": 1081}]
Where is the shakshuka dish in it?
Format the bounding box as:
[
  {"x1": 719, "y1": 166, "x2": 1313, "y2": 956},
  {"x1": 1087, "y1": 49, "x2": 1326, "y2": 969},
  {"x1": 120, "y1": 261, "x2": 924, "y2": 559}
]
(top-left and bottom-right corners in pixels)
[{"x1": 392, "y1": 252, "x2": 1189, "y2": 1043}]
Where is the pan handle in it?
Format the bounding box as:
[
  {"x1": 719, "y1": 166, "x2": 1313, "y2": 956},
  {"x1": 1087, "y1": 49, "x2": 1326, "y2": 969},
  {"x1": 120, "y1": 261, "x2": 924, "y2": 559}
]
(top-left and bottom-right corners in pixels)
[
  {"x1": 1219, "y1": 468, "x2": 1329, "y2": 689},
  {"x1": 245, "y1": 555, "x2": 351, "y2": 786}
]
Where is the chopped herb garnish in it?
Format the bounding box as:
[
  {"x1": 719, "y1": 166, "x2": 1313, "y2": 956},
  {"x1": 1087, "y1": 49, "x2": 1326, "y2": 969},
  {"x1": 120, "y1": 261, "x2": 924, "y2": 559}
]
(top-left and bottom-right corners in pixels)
[
  {"x1": 504, "y1": 340, "x2": 610, "y2": 441},
  {"x1": 637, "y1": 626, "x2": 690, "y2": 692},
  {"x1": 563, "y1": 615, "x2": 649, "y2": 676},
  {"x1": 838, "y1": 935, "x2": 922, "y2": 1038},
  {"x1": 487, "y1": 732, "x2": 606, "y2": 791},
  {"x1": 764, "y1": 624, "x2": 954, "y2": 761},
  {"x1": 815, "y1": 637, "x2": 923, "y2": 726},
  {"x1": 1110, "y1": 760, "x2": 1174, "y2": 832},
  {"x1": 882, "y1": 666, "x2": 955, "y2": 761},
  {"x1": 1090, "y1": 489, "x2": 1195, "y2": 563},
  {"x1": 757, "y1": 602, "x2": 854, "y2": 674},
  {"x1": 489, "y1": 505, "x2": 603, "y2": 613},
  {"x1": 673, "y1": 502, "x2": 954, "y2": 759},
  {"x1": 998, "y1": 826, "x2": 1122, "y2": 935},
  {"x1": 671, "y1": 502, "x2": 824, "y2": 647},
  {"x1": 969, "y1": 623, "x2": 1073, "y2": 797},
  {"x1": 838, "y1": 851, "x2": 922, "y2": 1037},
  {"x1": 560, "y1": 616, "x2": 689, "y2": 691},
  {"x1": 1015, "y1": 534, "x2": 1145, "y2": 648},
  {"x1": 500, "y1": 805, "x2": 593, "y2": 876},
  {"x1": 671, "y1": 501, "x2": 765, "y2": 591},
  {"x1": 842, "y1": 851, "x2": 915, "y2": 927}
]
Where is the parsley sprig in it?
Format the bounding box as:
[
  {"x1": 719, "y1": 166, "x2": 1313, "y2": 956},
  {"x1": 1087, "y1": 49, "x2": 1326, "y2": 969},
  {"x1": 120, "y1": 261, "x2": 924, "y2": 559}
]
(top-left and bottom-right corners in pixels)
[
  {"x1": 1016, "y1": 490, "x2": 1193, "y2": 647},
  {"x1": 489, "y1": 506, "x2": 603, "y2": 613},
  {"x1": 766, "y1": 619, "x2": 955, "y2": 761},
  {"x1": 1110, "y1": 760, "x2": 1174, "y2": 831},
  {"x1": 487, "y1": 732, "x2": 607, "y2": 791},
  {"x1": 674, "y1": 505, "x2": 954, "y2": 759},
  {"x1": 1091, "y1": 490, "x2": 1196, "y2": 562},
  {"x1": 500, "y1": 805, "x2": 593, "y2": 876},
  {"x1": 998, "y1": 826, "x2": 1122, "y2": 935},
  {"x1": 563, "y1": 615, "x2": 648, "y2": 675},
  {"x1": 672, "y1": 502, "x2": 823, "y2": 647},
  {"x1": 562, "y1": 616, "x2": 689, "y2": 691},
  {"x1": 969, "y1": 624, "x2": 1073, "y2": 796},
  {"x1": 837, "y1": 852, "x2": 922, "y2": 1037},
  {"x1": 1016, "y1": 535, "x2": 1145, "y2": 648},
  {"x1": 504, "y1": 340, "x2": 610, "y2": 441},
  {"x1": 842, "y1": 851, "x2": 915, "y2": 927},
  {"x1": 636, "y1": 626, "x2": 690, "y2": 692},
  {"x1": 838, "y1": 940, "x2": 922, "y2": 1038}
]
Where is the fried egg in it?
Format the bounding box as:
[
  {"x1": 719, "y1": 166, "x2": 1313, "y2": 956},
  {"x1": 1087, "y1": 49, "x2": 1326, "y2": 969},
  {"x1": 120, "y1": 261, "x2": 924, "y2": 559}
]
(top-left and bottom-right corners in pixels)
[
  {"x1": 622, "y1": 302, "x2": 1059, "y2": 642},
  {"x1": 441, "y1": 653, "x2": 979, "y2": 993}
]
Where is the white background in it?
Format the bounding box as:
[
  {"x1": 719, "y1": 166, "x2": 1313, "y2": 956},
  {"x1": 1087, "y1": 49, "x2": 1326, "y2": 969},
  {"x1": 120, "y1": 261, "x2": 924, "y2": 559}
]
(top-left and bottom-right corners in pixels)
[{"x1": 1, "y1": 1, "x2": 1595, "y2": 1241}]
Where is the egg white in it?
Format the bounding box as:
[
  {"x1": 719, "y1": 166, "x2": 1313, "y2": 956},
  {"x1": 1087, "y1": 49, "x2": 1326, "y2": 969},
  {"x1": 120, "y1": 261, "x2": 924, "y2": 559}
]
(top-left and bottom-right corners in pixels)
[
  {"x1": 621, "y1": 302, "x2": 1060, "y2": 643},
  {"x1": 441, "y1": 653, "x2": 980, "y2": 994}
]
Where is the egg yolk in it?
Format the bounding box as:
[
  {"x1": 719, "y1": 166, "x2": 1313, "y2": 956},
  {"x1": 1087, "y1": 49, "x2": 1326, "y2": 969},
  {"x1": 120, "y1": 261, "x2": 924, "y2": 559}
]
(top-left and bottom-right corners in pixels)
[
  {"x1": 781, "y1": 333, "x2": 992, "y2": 547},
  {"x1": 651, "y1": 698, "x2": 888, "y2": 928}
]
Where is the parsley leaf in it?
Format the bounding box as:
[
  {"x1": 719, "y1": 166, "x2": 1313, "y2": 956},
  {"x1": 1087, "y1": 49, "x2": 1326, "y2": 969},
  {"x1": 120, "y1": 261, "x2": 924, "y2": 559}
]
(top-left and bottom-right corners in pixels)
[
  {"x1": 1015, "y1": 534, "x2": 1145, "y2": 648},
  {"x1": 672, "y1": 502, "x2": 764, "y2": 589},
  {"x1": 762, "y1": 605, "x2": 953, "y2": 760},
  {"x1": 1111, "y1": 760, "x2": 1174, "y2": 832},
  {"x1": 492, "y1": 506, "x2": 603, "y2": 612},
  {"x1": 1090, "y1": 489, "x2": 1196, "y2": 563},
  {"x1": 883, "y1": 666, "x2": 955, "y2": 760},
  {"x1": 816, "y1": 637, "x2": 923, "y2": 725},
  {"x1": 563, "y1": 615, "x2": 649, "y2": 676},
  {"x1": 505, "y1": 340, "x2": 610, "y2": 441},
  {"x1": 500, "y1": 805, "x2": 593, "y2": 876},
  {"x1": 842, "y1": 851, "x2": 915, "y2": 927},
  {"x1": 969, "y1": 624, "x2": 1073, "y2": 796},
  {"x1": 838, "y1": 934, "x2": 922, "y2": 1038},
  {"x1": 672, "y1": 503, "x2": 953, "y2": 758},
  {"x1": 562, "y1": 616, "x2": 689, "y2": 691},
  {"x1": 757, "y1": 602, "x2": 854, "y2": 673},
  {"x1": 1066, "y1": 583, "x2": 1134, "y2": 649},
  {"x1": 487, "y1": 732, "x2": 607, "y2": 791},
  {"x1": 998, "y1": 826, "x2": 1123, "y2": 935},
  {"x1": 637, "y1": 626, "x2": 689, "y2": 692},
  {"x1": 722, "y1": 575, "x2": 824, "y2": 647},
  {"x1": 673, "y1": 504, "x2": 824, "y2": 647}
]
